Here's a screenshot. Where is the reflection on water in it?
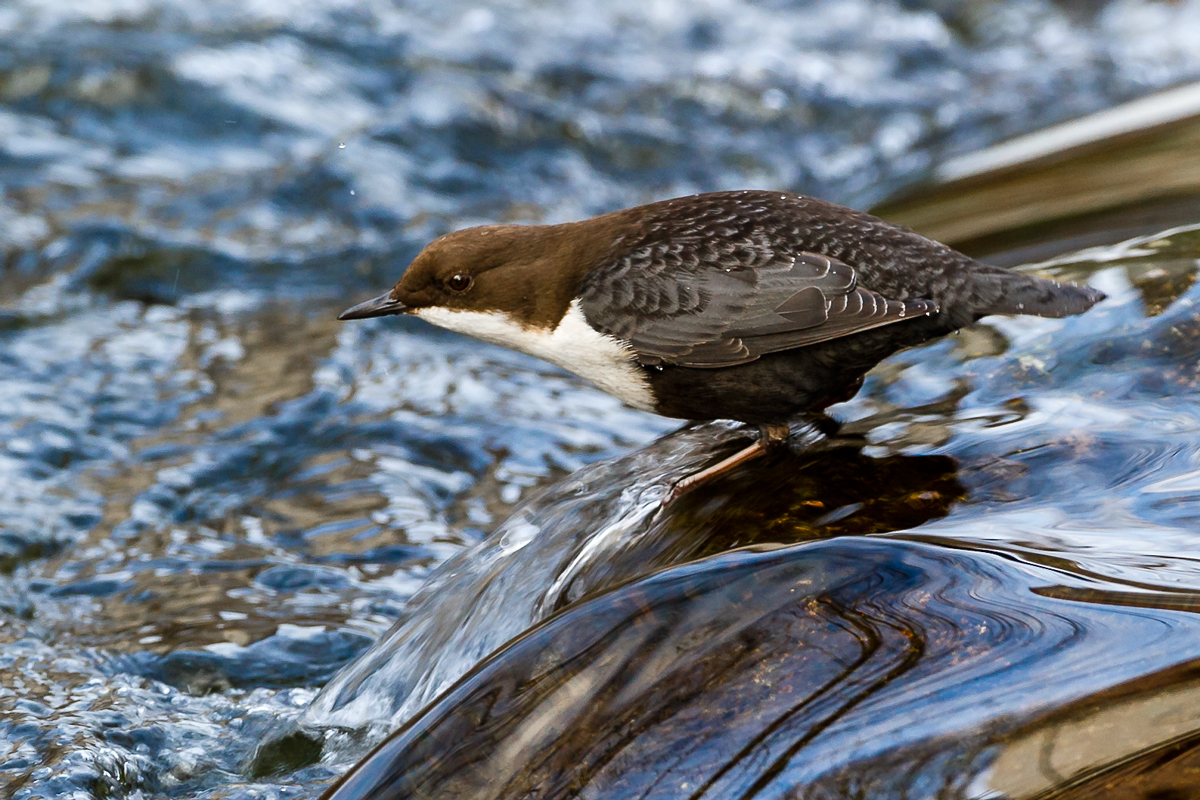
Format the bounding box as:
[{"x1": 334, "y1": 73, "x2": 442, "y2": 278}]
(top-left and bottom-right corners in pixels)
[{"x1": 7, "y1": 0, "x2": 1200, "y2": 797}]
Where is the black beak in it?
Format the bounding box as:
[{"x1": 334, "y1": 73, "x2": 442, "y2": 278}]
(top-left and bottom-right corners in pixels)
[{"x1": 338, "y1": 292, "x2": 407, "y2": 320}]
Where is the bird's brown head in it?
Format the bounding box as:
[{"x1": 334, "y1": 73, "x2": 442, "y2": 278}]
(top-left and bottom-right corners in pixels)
[{"x1": 338, "y1": 222, "x2": 603, "y2": 329}]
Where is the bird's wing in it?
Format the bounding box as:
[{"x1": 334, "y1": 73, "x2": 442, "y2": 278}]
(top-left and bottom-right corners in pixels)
[{"x1": 578, "y1": 244, "x2": 938, "y2": 369}]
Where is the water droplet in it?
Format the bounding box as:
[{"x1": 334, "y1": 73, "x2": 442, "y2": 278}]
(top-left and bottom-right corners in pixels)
[
  {"x1": 338, "y1": 142, "x2": 346, "y2": 149},
  {"x1": 350, "y1": 190, "x2": 356, "y2": 195}
]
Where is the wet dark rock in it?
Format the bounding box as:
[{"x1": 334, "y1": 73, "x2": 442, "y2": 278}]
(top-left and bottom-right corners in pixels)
[
  {"x1": 302, "y1": 426, "x2": 966, "y2": 738},
  {"x1": 120, "y1": 628, "x2": 373, "y2": 694},
  {"x1": 562, "y1": 444, "x2": 966, "y2": 609},
  {"x1": 322, "y1": 538, "x2": 1200, "y2": 800},
  {"x1": 249, "y1": 730, "x2": 325, "y2": 779}
]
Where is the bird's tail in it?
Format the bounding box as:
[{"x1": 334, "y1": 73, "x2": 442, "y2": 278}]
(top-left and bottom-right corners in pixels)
[{"x1": 972, "y1": 268, "x2": 1106, "y2": 319}]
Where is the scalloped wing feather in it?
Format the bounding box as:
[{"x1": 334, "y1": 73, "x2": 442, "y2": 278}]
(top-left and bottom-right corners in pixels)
[{"x1": 580, "y1": 249, "x2": 937, "y2": 369}]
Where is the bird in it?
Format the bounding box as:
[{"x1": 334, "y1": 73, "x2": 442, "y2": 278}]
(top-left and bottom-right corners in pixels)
[{"x1": 339, "y1": 190, "x2": 1104, "y2": 499}]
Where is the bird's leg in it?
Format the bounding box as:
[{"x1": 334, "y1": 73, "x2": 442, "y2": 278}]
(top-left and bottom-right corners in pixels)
[{"x1": 666, "y1": 423, "x2": 791, "y2": 504}]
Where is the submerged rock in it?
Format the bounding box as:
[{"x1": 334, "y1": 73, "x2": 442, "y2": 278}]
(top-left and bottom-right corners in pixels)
[
  {"x1": 302, "y1": 424, "x2": 964, "y2": 740},
  {"x1": 320, "y1": 537, "x2": 1200, "y2": 799}
]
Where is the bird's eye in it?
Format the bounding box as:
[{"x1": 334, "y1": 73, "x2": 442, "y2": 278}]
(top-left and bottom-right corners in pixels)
[{"x1": 447, "y1": 273, "x2": 473, "y2": 292}]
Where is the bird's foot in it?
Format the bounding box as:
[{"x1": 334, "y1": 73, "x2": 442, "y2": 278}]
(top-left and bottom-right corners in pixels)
[{"x1": 665, "y1": 423, "x2": 792, "y2": 505}]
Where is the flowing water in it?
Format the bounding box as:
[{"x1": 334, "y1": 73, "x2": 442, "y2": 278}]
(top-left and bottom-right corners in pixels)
[{"x1": 5, "y1": 1, "x2": 1200, "y2": 798}]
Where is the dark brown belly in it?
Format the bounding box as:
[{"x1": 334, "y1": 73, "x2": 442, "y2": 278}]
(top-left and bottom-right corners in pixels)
[{"x1": 643, "y1": 317, "x2": 953, "y2": 424}]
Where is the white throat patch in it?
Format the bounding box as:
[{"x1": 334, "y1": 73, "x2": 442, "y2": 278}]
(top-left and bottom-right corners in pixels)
[{"x1": 414, "y1": 300, "x2": 656, "y2": 412}]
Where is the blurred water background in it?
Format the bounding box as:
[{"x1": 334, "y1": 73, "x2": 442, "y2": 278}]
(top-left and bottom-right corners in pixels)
[{"x1": 5, "y1": 1, "x2": 1200, "y2": 798}]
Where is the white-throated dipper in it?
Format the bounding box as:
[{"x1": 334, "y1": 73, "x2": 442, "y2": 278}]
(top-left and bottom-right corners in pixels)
[{"x1": 340, "y1": 190, "x2": 1104, "y2": 497}]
